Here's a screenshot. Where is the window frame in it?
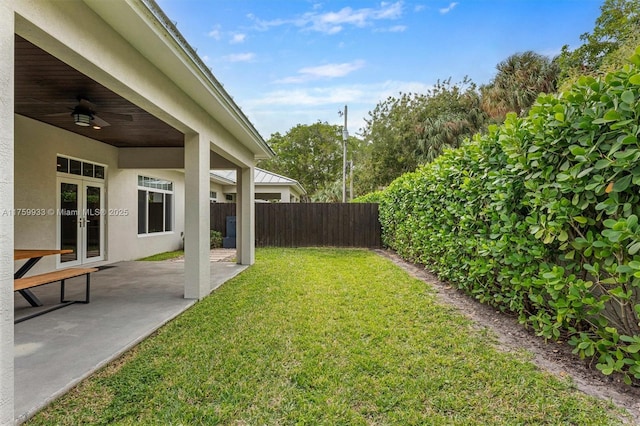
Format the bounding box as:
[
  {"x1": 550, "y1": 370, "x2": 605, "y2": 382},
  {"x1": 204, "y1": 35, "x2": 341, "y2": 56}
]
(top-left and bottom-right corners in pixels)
[{"x1": 137, "y1": 175, "x2": 174, "y2": 235}]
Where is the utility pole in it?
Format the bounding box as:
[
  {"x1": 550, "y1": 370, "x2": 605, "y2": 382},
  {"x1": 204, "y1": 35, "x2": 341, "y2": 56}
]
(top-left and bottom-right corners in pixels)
[{"x1": 341, "y1": 105, "x2": 348, "y2": 203}]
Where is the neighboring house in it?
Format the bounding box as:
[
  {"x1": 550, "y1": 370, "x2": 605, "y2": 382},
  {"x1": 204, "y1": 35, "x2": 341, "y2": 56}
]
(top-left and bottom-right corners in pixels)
[
  {"x1": 211, "y1": 168, "x2": 307, "y2": 203},
  {"x1": 1, "y1": 0, "x2": 273, "y2": 421}
]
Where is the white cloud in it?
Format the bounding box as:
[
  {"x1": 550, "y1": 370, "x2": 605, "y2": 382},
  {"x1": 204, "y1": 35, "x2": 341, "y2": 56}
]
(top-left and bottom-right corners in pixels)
[
  {"x1": 276, "y1": 60, "x2": 366, "y2": 83},
  {"x1": 230, "y1": 33, "x2": 247, "y2": 44},
  {"x1": 222, "y1": 52, "x2": 256, "y2": 63},
  {"x1": 439, "y1": 2, "x2": 458, "y2": 14},
  {"x1": 375, "y1": 25, "x2": 407, "y2": 33},
  {"x1": 242, "y1": 80, "x2": 437, "y2": 136},
  {"x1": 250, "y1": 87, "x2": 363, "y2": 107},
  {"x1": 208, "y1": 26, "x2": 222, "y2": 40},
  {"x1": 249, "y1": 2, "x2": 404, "y2": 35},
  {"x1": 248, "y1": 80, "x2": 435, "y2": 108}
]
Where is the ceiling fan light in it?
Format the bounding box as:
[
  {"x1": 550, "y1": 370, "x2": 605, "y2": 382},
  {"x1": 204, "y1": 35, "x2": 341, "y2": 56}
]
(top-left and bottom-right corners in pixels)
[{"x1": 73, "y1": 112, "x2": 92, "y2": 126}]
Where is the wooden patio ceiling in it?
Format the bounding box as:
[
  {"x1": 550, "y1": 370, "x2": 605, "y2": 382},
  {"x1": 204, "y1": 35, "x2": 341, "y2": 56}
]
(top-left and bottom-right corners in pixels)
[{"x1": 14, "y1": 35, "x2": 185, "y2": 148}]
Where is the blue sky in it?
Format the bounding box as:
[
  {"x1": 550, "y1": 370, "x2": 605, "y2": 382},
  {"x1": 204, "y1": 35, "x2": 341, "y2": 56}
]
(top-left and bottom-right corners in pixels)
[{"x1": 156, "y1": 1, "x2": 604, "y2": 139}]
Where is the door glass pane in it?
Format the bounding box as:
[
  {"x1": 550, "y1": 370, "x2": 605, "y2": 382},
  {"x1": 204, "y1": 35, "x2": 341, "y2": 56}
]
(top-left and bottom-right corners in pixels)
[
  {"x1": 60, "y1": 182, "x2": 78, "y2": 263},
  {"x1": 85, "y1": 185, "x2": 102, "y2": 259}
]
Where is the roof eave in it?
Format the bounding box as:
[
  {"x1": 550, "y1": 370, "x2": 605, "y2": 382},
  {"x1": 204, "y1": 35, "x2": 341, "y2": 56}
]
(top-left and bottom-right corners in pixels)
[{"x1": 84, "y1": 0, "x2": 274, "y2": 159}]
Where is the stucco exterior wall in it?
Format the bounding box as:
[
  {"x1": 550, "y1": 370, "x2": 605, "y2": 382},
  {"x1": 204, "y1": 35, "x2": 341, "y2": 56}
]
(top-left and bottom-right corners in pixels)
[
  {"x1": 0, "y1": 2, "x2": 15, "y2": 424},
  {"x1": 14, "y1": 115, "x2": 185, "y2": 273},
  {"x1": 209, "y1": 182, "x2": 225, "y2": 203},
  {"x1": 255, "y1": 185, "x2": 294, "y2": 202}
]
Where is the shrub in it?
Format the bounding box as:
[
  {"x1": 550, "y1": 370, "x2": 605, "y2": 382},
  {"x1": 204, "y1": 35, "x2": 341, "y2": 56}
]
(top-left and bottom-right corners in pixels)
[
  {"x1": 351, "y1": 190, "x2": 386, "y2": 203},
  {"x1": 381, "y1": 47, "x2": 640, "y2": 383},
  {"x1": 210, "y1": 230, "x2": 223, "y2": 249}
]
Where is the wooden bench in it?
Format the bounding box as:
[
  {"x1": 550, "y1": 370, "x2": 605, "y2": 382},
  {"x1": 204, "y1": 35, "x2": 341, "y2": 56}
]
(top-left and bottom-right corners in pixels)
[{"x1": 14, "y1": 267, "x2": 98, "y2": 323}]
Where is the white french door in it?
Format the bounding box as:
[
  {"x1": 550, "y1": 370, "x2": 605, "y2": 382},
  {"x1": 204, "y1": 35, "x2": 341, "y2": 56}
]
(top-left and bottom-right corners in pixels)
[{"x1": 57, "y1": 177, "x2": 105, "y2": 266}]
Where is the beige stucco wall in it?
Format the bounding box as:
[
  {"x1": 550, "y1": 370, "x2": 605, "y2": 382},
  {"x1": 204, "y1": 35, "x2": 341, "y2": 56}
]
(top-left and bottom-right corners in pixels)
[
  {"x1": 256, "y1": 185, "x2": 294, "y2": 202},
  {"x1": 209, "y1": 181, "x2": 225, "y2": 203},
  {"x1": 14, "y1": 115, "x2": 185, "y2": 273},
  {"x1": 0, "y1": 2, "x2": 14, "y2": 424}
]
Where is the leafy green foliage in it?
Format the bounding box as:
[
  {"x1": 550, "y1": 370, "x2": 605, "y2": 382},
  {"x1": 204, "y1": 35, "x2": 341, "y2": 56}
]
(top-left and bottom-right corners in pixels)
[
  {"x1": 481, "y1": 51, "x2": 559, "y2": 121},
  {"x1": 557, "y1": 0, "x2": 640, "y2": 86},
  {"x1": 259, "y1": 122, "x2": 363, "y2": 200},
  {"x1": 210, "y1": 230, "x2": 222, "y2": 249},
  {"x1": 381, "y1": 50, "x2": 640, "y2": 383},
  {"x1": 357, "y1": 78, "x2": 487, "y2": 194},
  {"x1": 351, "y1": 190, "x2": 385, "y2": 203}
]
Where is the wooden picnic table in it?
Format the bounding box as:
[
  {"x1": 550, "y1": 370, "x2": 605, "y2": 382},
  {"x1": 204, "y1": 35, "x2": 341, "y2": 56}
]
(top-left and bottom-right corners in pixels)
[
  {"x1": 14, "y1": 249, "x2": 72, "y2": 262},
  {"x1": 14, "y1": 249, "x2": 73, "y2": 306}
]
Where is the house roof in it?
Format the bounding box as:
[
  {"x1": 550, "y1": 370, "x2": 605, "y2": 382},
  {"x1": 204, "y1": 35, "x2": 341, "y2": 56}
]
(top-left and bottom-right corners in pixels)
[{"x1": 210, "y1": 168, "x2": 307, "y2": 195}]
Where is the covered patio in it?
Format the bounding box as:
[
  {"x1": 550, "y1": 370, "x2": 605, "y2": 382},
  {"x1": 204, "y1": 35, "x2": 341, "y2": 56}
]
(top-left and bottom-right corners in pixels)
[
  {"x1": 2, "y1": 0, "x2": 273, "y2": 423},
  {"x1": 14, "y1": 254, "x2": 247, "y2": 423}
]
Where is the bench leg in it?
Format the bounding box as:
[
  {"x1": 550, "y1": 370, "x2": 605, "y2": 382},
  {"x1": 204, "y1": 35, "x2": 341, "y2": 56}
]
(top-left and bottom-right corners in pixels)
[
  {"x1": 18, "y1": 289, "x2": 44, "y2": 307},
  {"x1": 15, "y1": 273, "x2": 93, "y2": 324},
  {"x1": 60, "y1": 274, "x2": 91, "y2": 304},
  {"x1": 82, "y1": 273, "x2": 91, "y2": 304}
]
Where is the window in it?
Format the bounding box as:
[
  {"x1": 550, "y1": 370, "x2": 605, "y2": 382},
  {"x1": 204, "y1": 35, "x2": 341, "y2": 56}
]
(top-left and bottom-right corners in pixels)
[
  {"x1": 138, "y1": 175, "x2": 173, "y2": 234},
  {"x1": 57, "y1": 155, "x2": 105, "y2": 180},
  {"x1": 210, "y1": 191, "x2": 217, "y2": 203}
]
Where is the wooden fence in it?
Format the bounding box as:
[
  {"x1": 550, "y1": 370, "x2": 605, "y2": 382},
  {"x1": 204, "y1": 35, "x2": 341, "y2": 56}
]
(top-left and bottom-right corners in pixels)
[{"x1": 210, "y1": 203, "x2": 381, "y2": 248}]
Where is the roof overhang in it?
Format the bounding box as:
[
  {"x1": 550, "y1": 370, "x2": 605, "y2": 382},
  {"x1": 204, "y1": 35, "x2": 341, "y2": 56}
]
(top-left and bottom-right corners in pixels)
[
  {"x1": 14, "y1": 0, "x2": 273, "y2": 160},
  {"x1": 83, "y1": 0, "x2": 274, "y2": 159}
]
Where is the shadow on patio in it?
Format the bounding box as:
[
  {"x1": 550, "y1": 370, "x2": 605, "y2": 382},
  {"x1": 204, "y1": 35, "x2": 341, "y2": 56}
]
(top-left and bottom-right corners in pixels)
[{"x1": 14, "y1": 256, "x2": 247, "y2": 424}]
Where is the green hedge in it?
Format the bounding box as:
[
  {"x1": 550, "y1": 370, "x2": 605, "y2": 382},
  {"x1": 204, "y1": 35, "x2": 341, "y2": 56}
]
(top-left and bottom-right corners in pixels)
[
  {"x1": 380, "y1": 47, "x2": 640, "y2": 383},
  {"x1": 351, "y1": 190, "x2": 386, "y2": 203}
]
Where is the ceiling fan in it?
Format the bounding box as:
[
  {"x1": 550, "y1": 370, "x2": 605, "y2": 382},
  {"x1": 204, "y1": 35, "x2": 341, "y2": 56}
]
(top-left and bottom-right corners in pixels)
[
  {"x1": 20, "y1": 96, "x2": 134, "y2": 129},
  {"x1": 68, "y1": 98, "x2": 111, "y2": 128}
]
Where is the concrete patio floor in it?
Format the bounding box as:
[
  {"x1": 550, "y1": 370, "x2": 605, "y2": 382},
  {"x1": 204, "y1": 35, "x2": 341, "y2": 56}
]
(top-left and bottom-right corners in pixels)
[{"x1": 14, "y1": 252, "x2": 246, "y2": 424}]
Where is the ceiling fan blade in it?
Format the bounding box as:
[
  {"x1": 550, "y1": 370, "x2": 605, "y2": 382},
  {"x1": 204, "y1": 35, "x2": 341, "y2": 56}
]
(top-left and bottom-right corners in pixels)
[
  {"x1": 44, "y1": 111, "x2": 73, "y2": 117},
  {"x1": 97, "y1": 111, "x2": 133, "y2": 122},
  {"x1": 91, "y1": 115, "x2": 111, "y2": 128}
]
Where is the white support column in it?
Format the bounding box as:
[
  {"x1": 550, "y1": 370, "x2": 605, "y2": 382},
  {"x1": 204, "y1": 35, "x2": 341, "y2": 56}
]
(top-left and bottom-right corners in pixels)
[
  {"x1": 184, "y1": 133, "x2": 210, "y2": 299},
  {"x1": 0, "y1": 2, "x2": 15, "y2": 423},
  {"x1": 236, "y1": 166, "x2": 255, "y2": 265}
]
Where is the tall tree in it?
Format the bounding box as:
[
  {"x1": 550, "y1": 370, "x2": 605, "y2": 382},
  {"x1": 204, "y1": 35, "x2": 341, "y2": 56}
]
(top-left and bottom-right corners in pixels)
[
  {"x1": 259, "y1": 121, "x2": 356, "y2": 199},
  {"x1": 357, "y1": 78, "x2": 486, "y2": 193},
  {"x1": 481, "y1": 51, "x2": 559, "y2": 121},
  {"x1": 557, "y1": 0, "x2": 640, "y2": 84}
]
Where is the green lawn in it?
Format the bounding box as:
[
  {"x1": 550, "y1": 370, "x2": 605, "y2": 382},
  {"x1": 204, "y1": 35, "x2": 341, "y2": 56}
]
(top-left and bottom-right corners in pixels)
[
  {"x1": 137, "y1": 250, "x2": 184, "y2": 261},
  {"x1": 29, "y1": 248, "x2": 625, "y2": 425}
]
